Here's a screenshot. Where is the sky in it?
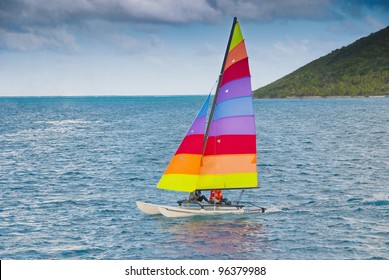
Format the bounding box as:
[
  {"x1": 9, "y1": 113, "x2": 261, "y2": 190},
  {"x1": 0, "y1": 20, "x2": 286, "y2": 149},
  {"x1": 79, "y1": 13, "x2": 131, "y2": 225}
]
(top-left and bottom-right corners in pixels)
[{"x1": 0, "y1": 0, "x2": 388, "y2": 96}]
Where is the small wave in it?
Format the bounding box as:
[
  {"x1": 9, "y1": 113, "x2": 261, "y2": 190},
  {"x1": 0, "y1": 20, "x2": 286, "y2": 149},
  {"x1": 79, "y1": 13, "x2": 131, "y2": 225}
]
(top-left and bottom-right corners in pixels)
[
  {"x1": 128, "y1": 177, "x2": 146, "y2": 181},
  {"x1": 368, "y1": 256, "x2": 387, "y2": 260},
  {"x1": 305, "y1": 200, "x2": 316, "y2": 205},
  {"x1": 96, "y1": 209, "x2": 117, "y2": 214},
  {"x1": 362, "y1": 200, "x2": 389, "y2": 206},
  {"x1": 347, "y1": 197, "x2": 363, "y2": 202},
  {"x1": 263, "y1": 206, "x2": 284, "y2": 213},
  {"x1": 40, "y1": 199, "x2": 79, "y2": 207},
  {"x1": 62, "y1": 171, "x2": 82, "y2": 176},
  {"x1": 46, "y1": 120, "x2": 90, "y2": 126}
]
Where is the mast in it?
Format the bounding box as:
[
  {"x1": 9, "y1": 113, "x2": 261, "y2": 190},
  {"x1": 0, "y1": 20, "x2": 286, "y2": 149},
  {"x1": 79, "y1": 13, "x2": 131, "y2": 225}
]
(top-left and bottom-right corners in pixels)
[{"x1": 202, "y1": 17, "x2": 238, "y2": 155}]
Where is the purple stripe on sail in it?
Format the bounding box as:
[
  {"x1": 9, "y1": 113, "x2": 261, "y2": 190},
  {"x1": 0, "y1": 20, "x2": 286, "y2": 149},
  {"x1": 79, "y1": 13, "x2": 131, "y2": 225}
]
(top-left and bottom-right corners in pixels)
[
  {"x1": 183, "y1": 94, "x2": 209, "y2": 136},
  {"x1": 212, "y1": 96, "x2": 253, "y2": 121},
  {"x1": 208, "y1": 115, "x2": 256, "y2": 136},
  {"x1": 185, "y1": 116, "x2": 206, "y2": 136},
  {"x1": 217, "y1": 77, "x2": 252, "y2": 104}
]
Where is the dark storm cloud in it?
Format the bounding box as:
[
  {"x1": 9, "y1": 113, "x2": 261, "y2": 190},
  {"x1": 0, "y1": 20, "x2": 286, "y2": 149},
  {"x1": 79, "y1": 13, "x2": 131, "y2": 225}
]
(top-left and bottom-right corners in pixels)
[
  {"x1": 0, "y1": 0, "x2": 220, "y2": 51},
  {"x1": 0, "y1": 0, "x2": 220, "y2": 30},
  {"x1": 213, "y1": 0, "x2": 338, "y2": 21},
  {"x1": 1, "y1": 0, "x2": 388, "y2": 29},
  {"x1": 0, "y1": 0, "x2": 387, "y2": 51}
]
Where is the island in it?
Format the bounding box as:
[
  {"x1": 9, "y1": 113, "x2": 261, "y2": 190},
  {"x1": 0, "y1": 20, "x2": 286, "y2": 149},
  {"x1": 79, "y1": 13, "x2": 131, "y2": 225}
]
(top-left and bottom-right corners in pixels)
[{"x1": 253, "y1": 26, "x2": 389, "y2": 98}]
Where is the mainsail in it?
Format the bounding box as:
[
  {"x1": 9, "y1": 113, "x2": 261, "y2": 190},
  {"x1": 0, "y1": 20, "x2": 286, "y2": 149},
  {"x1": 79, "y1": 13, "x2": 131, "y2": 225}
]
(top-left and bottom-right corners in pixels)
[
  {"x1": 198, "y1": 18, "x2": 257, "y2": 190},
  {"x1": 157, "y1": 17, "x2": 257, "y2": 192}
]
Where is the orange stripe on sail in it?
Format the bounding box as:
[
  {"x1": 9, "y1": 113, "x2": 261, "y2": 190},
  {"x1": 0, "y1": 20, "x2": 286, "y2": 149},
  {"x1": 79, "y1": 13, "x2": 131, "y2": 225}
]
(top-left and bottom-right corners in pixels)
[
  {"x1": 164, "y1": 154, "x2": 202, "y2": 175},
  {"x1": 224, "y1": 41, "x2": 247, "y2": 70},
  {"x1": 200, "y1": 154, "x2": 256, "y2": 175}
]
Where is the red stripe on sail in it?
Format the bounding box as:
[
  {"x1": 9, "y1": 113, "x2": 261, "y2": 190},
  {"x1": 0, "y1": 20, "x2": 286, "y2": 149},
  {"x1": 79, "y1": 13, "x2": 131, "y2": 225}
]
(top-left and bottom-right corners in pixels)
[
  {"x1": 203, "y1": 135, "x2": 256, "y2": 155},
  {"x1": 175, "y1": 134, "x2": 204, "y2": 155},
  {"x1": 220, "y1": 58, "x2": 250, "y2": 87}
]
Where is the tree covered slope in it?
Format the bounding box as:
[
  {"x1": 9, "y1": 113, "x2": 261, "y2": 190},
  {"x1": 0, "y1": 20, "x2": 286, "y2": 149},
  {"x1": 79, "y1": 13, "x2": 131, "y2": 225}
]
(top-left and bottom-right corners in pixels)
[{"x1": 254, "y1": 26, "x2": 389, "y2": 98}]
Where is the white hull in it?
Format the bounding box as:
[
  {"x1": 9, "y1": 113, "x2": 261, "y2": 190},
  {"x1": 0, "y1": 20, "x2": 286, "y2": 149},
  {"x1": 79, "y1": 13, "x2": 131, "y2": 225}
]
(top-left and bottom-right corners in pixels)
[
  {"x1": 136, "y1": 201, "x2": 162, "y2": 215},
  {"x1": 137, "y1": 201, "x2": 265, "y2": 218},
  {"x1": 158, "y1": 205, "x2": 245, "y2": 218}
]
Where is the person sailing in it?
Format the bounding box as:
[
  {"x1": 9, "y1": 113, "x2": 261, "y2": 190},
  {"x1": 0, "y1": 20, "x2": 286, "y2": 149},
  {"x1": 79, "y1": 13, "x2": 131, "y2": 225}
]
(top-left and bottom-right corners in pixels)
[
  {"x1": 192, "y1": 190, "x2": 209, "y2": 203},
  {"x1": 177, "y1": 190, "x2": 208, "y2": 205},
  {"x1": 209, "y1": 189, "x2": 223, "y2": 204}
]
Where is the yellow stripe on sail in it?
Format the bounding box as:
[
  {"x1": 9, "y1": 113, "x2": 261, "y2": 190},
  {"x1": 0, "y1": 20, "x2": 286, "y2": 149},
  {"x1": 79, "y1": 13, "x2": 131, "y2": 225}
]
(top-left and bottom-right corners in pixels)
[
  {"x1": 157, "y1": 174, "x2": 198, "y2": 192},
  {"x1": 197, "y1": 172, "x2": 257, "y2": 190},
  {"x1": 229, "y1": 22, "x2": 244, "y2": 51}
]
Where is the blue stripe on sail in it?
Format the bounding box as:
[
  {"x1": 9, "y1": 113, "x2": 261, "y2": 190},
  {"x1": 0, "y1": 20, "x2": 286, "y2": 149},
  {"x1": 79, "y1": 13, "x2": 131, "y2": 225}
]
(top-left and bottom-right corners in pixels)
[
  {"x1": 212, "y1": 96, "x2": 254, "y2": 121},
  {"x1": 197, "y1": 94, "x2": 210, "y2": 118}
]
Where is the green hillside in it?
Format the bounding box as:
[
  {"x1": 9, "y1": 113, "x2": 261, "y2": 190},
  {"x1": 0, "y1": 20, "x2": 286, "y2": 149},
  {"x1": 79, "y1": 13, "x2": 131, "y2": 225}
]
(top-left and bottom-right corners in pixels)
[{"x1": 254, "y1": 26, "x2": 389, "y2": 98}]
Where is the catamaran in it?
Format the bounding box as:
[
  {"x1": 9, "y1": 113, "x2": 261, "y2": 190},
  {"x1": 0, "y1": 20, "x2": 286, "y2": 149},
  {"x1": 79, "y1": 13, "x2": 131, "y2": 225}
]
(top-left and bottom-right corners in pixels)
[{"x1": 136, "y1": 17, "x2": 265, "y2": 218}]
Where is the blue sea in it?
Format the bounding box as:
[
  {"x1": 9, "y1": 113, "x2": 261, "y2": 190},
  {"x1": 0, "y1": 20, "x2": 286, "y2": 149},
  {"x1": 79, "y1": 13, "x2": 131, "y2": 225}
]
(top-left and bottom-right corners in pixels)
[{"x1": 0, "y1": 96, "x2": 388, "y2": 260}]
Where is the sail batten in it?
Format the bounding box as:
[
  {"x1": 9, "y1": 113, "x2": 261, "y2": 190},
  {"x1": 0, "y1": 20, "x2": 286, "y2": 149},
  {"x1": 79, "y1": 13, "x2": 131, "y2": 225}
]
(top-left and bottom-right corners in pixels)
[{"x1": 157, "y1": 17, "x2": 257, "y2": 192}]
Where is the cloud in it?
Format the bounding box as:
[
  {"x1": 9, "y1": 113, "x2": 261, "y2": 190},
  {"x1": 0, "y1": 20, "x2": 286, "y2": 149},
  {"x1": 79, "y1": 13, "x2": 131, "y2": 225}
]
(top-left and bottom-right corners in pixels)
[
  {"x1": 2, "y1": 0, "x2": 388, "y2": 31},
  {"x1": 273, "y1": 37, "x2": 312, "y2": 55},
  {"x1": 0, "y1": 0, "x2": 220, "y2": 29},
  {"x1": 0, "y1": 0, "x2": 388, "y2": 52},
  {"x1": 103, "y1": 32, "x2": 165, "y2": 54},
  {"x1": 0, "y1": 0, "x2": 220, "y2": 52},
  {"x1": 213, "y1": 0, "x2": 389, "y2": 21},
  {"x1": 339, "y1": 0, "x2": 389, "y2": 19},
  {"x1": 364, "y1": 15, "x2": 386, "y2": 30},
  {"x1": 0, "y1": 27, "x2": 80, "y2": 52},
  {"x1": 213, "y1": 0, "x2": 338, "y2": 21}
]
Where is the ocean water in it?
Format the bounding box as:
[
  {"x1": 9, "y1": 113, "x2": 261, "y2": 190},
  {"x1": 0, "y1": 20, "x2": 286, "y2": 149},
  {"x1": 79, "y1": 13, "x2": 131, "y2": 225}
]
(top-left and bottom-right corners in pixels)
[{"x1": 0, "y1": 96, "x2": 388, "y2": 260}]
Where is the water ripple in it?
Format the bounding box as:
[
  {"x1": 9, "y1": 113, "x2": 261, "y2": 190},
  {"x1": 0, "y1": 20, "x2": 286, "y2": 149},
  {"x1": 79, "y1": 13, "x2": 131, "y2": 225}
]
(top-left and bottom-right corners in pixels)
[{"x1": 0, "y1": 96, "x2": 388, "y2": 259}]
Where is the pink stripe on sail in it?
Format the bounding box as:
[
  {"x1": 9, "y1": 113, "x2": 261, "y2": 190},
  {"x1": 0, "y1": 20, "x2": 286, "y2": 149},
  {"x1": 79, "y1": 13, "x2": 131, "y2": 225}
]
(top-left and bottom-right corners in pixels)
[{"x1": 208, "y1": 115, "x2": 255, "y2": 136}]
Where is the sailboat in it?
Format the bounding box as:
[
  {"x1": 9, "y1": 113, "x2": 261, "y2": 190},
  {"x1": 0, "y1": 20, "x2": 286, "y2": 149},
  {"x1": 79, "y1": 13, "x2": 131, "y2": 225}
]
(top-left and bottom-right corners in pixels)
[{"x1": 136, "y1": 17, "x2": 265, "y2": 218}]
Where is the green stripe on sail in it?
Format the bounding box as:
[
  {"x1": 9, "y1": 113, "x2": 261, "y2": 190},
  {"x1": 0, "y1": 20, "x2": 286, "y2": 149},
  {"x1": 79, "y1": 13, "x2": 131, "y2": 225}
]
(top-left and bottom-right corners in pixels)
[{"x1": 229, "y1": 22, "x2": 243, "y2": 51}]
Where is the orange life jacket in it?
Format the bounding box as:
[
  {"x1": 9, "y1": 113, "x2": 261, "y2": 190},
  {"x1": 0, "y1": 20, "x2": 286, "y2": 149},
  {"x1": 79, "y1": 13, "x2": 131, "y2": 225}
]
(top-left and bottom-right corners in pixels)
[
  {"x1": 214, "y1": 190, "x2": 223, "y2": 200},
  {"x1": 209, "y1": 189, "x2": 222, "y2": 201}
]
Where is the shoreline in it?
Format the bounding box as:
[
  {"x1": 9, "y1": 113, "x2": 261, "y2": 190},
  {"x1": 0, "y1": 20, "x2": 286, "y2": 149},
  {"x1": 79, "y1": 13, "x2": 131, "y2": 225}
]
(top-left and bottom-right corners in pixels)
[
  {"x1": 254, "y1": 95, "x2": 389, "y2": 99},
  {"x1": 1, "y1": 94, "x2": 388, "y2": 99}
]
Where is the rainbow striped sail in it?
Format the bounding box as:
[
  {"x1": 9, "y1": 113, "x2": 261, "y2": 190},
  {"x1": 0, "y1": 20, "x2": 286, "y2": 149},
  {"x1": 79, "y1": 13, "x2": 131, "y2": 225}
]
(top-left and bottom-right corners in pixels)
[{"x1": 158, "y1": 17, "x2": 257, "y2": 192}]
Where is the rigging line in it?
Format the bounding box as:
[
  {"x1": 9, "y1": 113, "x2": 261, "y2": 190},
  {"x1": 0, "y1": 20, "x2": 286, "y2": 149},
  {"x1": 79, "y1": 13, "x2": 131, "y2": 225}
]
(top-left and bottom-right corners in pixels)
[
  {"x1": 245, "y1": 201, "x2": 267, "y2": 213},
  {"x1": 209, "y1": 79, "x2": 219, "y2": 94},
  {"x1": 236, "y1": 190, "x2": 245, "y2": 204}
]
